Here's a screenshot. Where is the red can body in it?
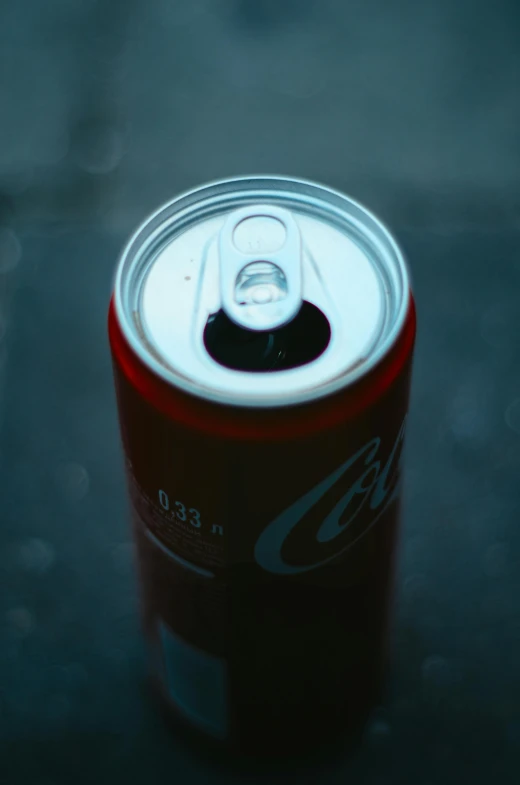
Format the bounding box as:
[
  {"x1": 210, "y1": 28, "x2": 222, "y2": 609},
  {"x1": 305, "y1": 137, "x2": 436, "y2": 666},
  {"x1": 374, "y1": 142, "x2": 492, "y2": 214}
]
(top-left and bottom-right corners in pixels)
[{"x1": 109, "y1": 290, "x2": 416, "y2": 755}]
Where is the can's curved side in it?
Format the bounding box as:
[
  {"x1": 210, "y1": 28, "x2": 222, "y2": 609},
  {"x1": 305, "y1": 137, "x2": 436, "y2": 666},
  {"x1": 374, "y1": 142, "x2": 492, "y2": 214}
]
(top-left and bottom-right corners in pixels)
[{"x1": 108, "y1": 294, "x2": 416, "y2": 755}]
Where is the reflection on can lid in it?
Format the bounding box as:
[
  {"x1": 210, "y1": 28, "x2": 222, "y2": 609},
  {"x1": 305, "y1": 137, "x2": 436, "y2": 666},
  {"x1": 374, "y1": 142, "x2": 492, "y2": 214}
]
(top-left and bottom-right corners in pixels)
[{"x1": 114, "y1": 176, "x2": 411, "y2": 408}]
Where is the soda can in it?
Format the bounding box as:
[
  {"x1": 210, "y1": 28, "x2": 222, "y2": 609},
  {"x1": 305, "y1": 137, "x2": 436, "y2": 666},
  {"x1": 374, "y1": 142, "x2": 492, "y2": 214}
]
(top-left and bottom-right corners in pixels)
[{"x1": 108, "y1": 176, "x2": 416, "y2": 756}]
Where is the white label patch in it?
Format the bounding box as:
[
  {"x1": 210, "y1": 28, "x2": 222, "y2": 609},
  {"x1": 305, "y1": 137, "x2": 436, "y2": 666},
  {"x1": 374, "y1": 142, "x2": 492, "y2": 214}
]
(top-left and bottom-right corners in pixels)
[{"x1": 158, "y1": 620, "x2": 228, "y2": 739}]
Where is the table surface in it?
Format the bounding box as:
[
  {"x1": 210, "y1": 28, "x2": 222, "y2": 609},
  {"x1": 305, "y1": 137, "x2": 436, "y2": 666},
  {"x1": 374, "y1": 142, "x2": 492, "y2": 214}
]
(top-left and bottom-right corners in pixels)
[{"x1": 1, "y1": 225, "x2": 519, "y2": 784}]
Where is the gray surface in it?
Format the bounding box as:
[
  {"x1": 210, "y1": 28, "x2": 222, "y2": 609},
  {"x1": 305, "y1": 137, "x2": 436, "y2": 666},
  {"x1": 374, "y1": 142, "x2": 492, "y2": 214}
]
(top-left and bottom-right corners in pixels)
[
  {"x1": 0, "y1": 0, "x2": 519, "y2": 232},
  {"x1": 1, "y1": 226, "x2": 519, "y2": 784},
  {"x1": 0, "y1": 0, "x2": 519, "y2": 783}
]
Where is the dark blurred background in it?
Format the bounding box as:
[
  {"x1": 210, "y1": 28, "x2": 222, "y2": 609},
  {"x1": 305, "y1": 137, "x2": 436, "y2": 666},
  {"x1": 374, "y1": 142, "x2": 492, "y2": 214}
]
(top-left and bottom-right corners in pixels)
[
  {"x1": 1, "y1": 1, "x2": 520, "y2": 784},
  {"x1": 1, "y1": 0, "x2": 519, "y2": 230}
]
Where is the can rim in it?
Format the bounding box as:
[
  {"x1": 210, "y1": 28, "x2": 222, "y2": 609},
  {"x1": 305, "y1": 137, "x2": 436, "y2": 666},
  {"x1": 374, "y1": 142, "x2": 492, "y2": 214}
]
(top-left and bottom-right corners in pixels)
[{"x1": 113, "y1": 175, "x2": 411, "y2": 409}]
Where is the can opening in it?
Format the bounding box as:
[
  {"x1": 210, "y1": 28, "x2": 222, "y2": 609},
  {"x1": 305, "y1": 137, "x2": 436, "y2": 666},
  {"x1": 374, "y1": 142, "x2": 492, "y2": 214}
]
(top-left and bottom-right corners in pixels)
[{"x1": 203, "y1": 301, "x2": 331, "y2": 372}]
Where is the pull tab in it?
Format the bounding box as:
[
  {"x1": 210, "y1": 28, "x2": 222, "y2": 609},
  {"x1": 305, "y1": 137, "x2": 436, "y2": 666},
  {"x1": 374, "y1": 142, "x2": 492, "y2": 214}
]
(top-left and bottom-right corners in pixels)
[{"x1": 218, "y1": 206, "x2": 302, "y2": 331}]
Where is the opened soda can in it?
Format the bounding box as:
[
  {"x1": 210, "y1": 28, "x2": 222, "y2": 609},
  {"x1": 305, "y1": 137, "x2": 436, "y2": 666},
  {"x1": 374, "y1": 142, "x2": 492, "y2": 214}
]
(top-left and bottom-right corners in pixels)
[{"x1": 108, "y1": 176, "x2": 416, "y2": 755}]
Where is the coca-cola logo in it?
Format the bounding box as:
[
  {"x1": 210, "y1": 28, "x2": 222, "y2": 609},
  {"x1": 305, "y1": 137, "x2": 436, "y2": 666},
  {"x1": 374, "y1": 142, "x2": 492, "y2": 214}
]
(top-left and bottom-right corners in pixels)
[{"x1": 254, "y1": 418, "x2": 407, "y2": 575}]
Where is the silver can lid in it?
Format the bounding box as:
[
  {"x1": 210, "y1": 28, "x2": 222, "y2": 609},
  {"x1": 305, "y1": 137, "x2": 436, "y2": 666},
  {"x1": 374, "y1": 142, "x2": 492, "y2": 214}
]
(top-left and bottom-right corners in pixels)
[{"x1": 114, "y1": 176, "x2": 411, "y2": 408}]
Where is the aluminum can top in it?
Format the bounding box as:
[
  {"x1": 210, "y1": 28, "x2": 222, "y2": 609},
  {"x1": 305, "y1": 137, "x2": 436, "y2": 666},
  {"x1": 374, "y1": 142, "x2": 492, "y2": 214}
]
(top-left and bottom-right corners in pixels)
[{"x1": 113, "y1": 176, "x2": 411, "y2": 408}]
